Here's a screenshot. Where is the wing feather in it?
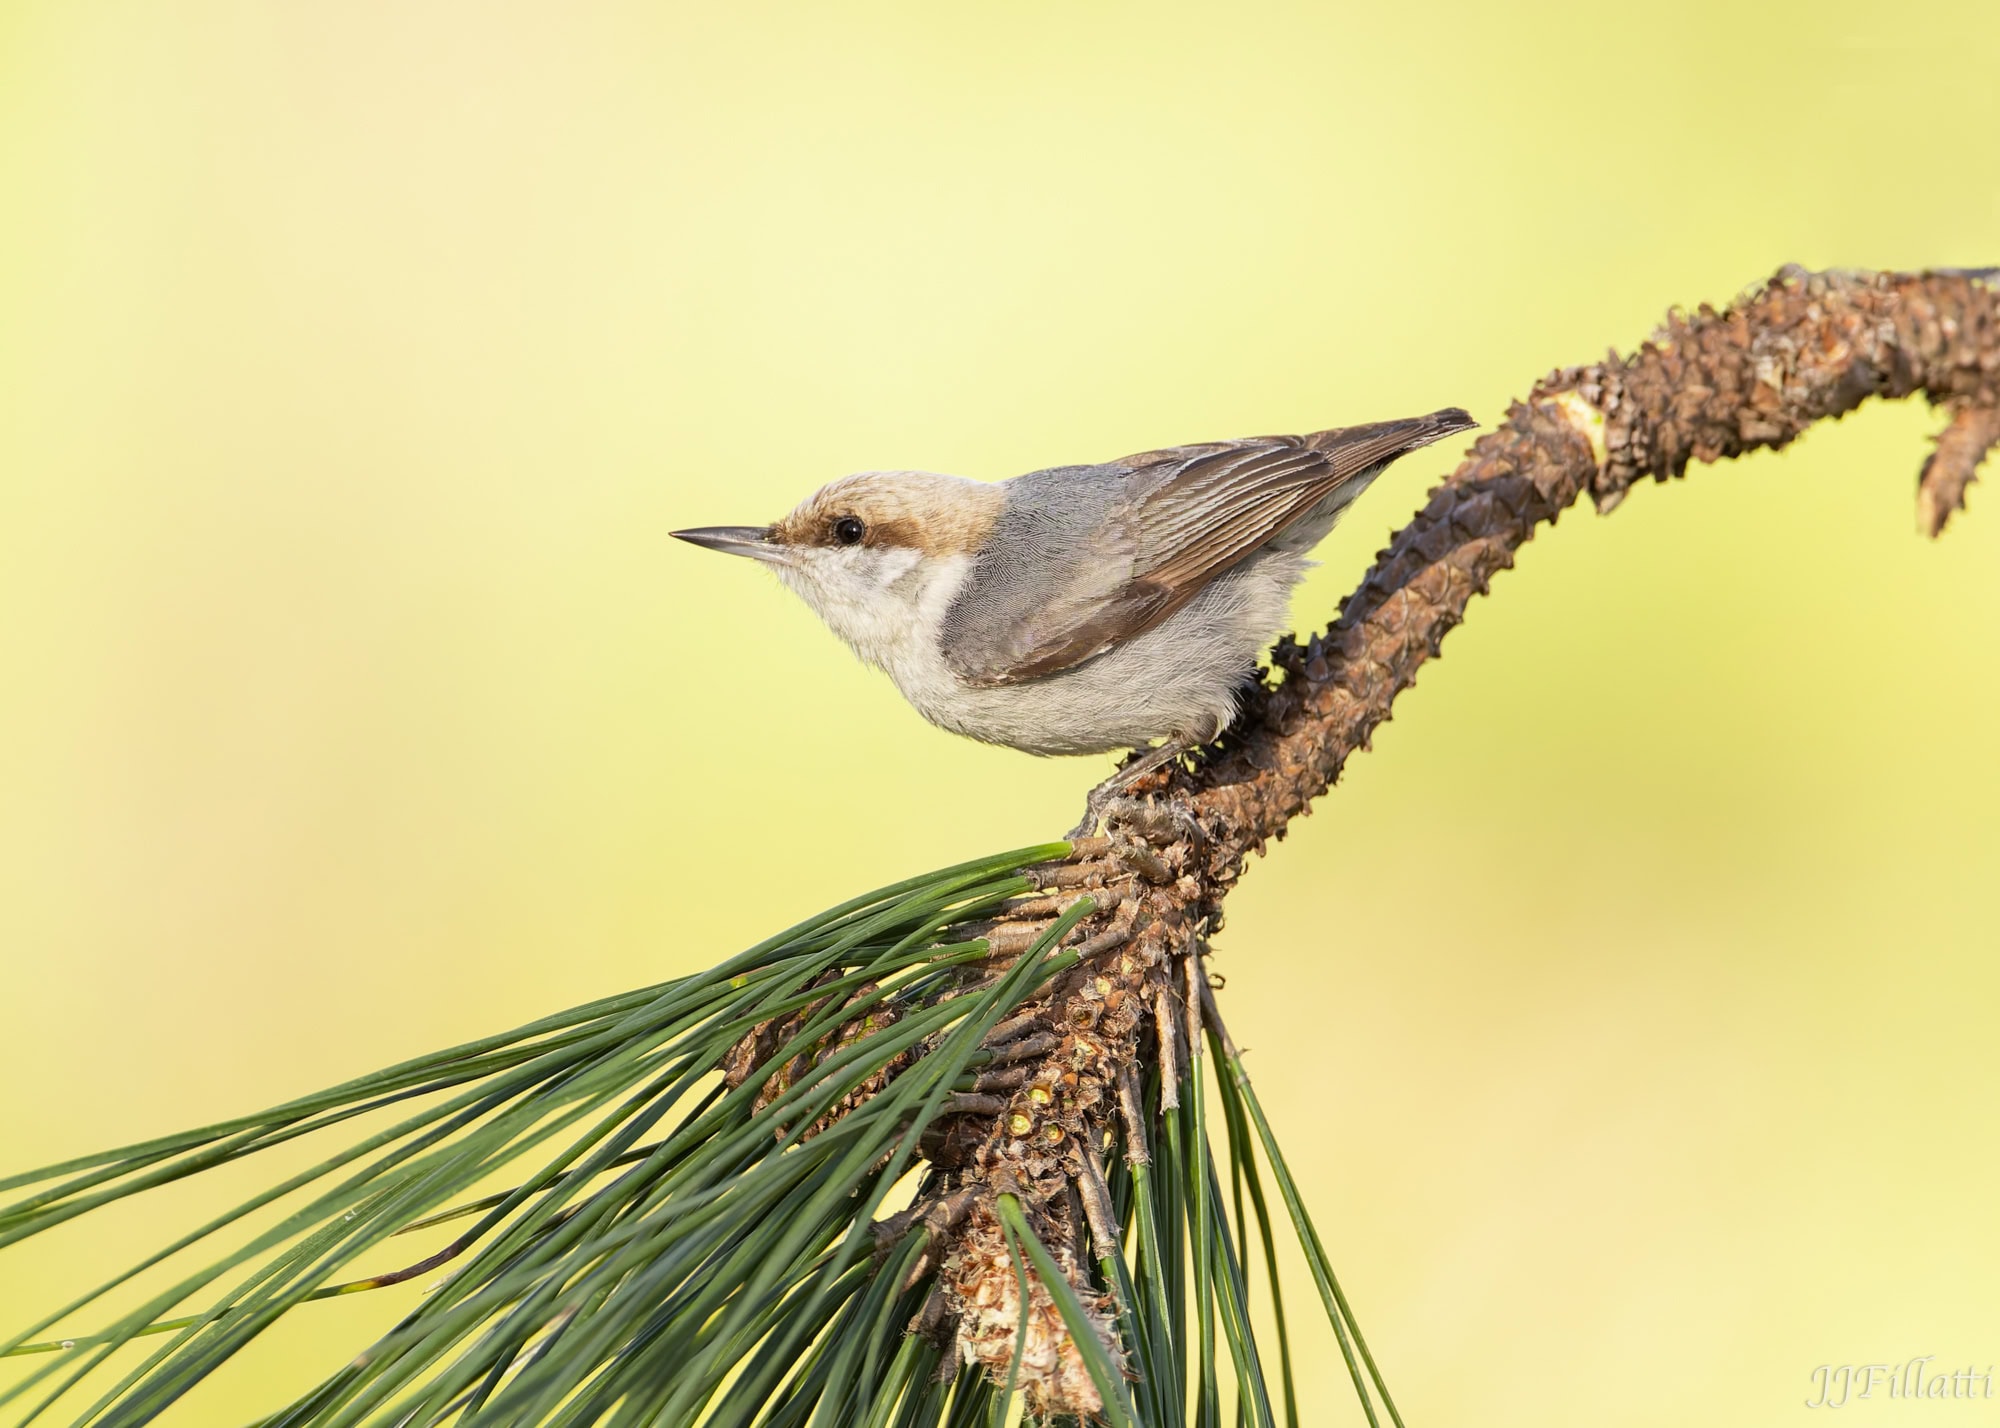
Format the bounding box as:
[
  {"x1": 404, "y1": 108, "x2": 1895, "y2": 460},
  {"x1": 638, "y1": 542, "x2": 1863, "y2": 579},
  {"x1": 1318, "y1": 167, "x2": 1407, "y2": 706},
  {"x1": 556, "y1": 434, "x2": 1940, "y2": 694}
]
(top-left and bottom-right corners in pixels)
[{"x1": 944, "y1": 407, "x2": 1475, "y2": 686}]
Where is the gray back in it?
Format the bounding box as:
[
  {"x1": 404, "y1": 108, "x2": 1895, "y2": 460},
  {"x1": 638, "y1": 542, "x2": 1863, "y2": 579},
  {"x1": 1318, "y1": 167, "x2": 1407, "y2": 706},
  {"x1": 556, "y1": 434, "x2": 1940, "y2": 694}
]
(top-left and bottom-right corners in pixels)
[
  {"x1": 939, "y1": 463, "x2": 1148, "y2": 683},
  {"x1": 935, "y1": 409, "x2": 1474, "y2": 686}
]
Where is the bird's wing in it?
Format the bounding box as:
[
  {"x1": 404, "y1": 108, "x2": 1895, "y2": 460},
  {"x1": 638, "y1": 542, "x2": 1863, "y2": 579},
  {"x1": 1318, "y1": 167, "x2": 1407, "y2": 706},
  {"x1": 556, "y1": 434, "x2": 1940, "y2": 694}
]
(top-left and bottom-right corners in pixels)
[{"x1": 942, "y1": 408, "x2": 1473, "y2": 686}]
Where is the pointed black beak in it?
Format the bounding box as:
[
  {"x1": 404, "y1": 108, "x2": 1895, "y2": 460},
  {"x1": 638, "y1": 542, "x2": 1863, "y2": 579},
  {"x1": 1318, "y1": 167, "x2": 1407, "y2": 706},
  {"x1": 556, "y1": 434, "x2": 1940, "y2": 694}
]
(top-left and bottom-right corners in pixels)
[{"x1": 670, "y1": 525, "x2": 787, "y2": 563}]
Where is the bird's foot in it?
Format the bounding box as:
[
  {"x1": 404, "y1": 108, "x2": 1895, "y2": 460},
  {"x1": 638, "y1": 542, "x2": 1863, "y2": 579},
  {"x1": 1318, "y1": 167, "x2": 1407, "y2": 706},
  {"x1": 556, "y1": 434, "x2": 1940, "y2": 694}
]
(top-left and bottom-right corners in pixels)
[
  {"x1": 1098, "y1": 796, "x2": 1207, "y2": 855},
  {"x1": 1066, "y1": 783, "x2": 1119, "y2": 842},
  {"x1": 1065, "y1": 739, "x2": 1200, "y2": 844}
]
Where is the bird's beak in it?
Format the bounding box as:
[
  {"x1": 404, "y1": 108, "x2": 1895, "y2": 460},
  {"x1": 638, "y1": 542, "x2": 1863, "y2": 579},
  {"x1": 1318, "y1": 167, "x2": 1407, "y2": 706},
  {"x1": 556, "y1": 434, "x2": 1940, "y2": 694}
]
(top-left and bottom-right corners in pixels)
[{"x1": 670, "y1": 525, "x2": 790, "y2": 564}]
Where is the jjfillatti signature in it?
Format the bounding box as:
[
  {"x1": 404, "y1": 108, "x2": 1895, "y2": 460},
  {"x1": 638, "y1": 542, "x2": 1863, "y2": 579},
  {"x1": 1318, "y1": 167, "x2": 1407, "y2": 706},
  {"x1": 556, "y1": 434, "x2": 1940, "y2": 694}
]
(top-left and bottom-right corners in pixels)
[{"x1": 1808, "y1": 1359, "x2": 1995, "y2": 1408}]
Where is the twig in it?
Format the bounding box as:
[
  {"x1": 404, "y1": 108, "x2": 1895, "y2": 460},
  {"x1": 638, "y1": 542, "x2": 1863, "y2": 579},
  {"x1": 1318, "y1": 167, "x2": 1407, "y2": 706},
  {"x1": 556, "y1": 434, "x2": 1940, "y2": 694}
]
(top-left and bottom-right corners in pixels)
[
  {"x1": 853, "y1": 266, "x2": 2000, "y2": 1409},
  {"x1": 1919, "y1": 397, "x2": 2000, "y2": 537}
]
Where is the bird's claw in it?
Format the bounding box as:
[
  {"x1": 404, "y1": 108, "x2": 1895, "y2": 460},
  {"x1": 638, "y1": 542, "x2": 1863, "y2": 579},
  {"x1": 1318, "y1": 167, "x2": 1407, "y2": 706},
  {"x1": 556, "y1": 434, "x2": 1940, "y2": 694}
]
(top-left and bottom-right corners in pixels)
[
  {"x1": 1066, "y1": 786, "x2": 1116, "y2": 842},
  {"x1": 1067, "y1": 789, "x2": 1204, "y2": 860},
  {"x1": 1100, "y1": 795, "x2": 1205, "y2": 853},
  {"x1": 1068, "y1": 738, "x2": 1197, "y2": 842}
]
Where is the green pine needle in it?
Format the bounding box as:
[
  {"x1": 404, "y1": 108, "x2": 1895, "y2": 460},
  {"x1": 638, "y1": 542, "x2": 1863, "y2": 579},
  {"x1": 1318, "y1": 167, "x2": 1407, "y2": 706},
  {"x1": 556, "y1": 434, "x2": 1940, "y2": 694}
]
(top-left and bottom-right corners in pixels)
[{"x1": 4, "y1": 843, "x2": 1403, "y2": 1428}]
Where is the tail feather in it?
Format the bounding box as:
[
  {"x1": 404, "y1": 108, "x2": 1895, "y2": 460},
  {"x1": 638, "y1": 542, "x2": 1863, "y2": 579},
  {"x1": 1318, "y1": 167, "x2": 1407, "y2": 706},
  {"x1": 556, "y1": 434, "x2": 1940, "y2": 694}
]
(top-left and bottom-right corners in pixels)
[{"x1": 1300, "y1": 406, "x2": 1477, "y2": 479}]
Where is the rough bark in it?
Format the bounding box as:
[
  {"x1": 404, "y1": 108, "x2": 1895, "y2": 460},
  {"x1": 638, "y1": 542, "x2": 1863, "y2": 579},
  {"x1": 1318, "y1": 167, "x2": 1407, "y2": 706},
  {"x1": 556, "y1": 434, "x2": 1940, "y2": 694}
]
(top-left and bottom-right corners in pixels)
[{"x1": 850, "y1": 265, "x2": 1999, "y2": 1410}]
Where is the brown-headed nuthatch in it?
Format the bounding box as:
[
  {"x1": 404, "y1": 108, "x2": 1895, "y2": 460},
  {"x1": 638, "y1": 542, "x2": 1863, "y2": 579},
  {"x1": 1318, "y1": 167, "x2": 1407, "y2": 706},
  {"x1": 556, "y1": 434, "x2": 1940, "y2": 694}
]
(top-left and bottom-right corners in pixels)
[{"x1": 674, "y1": 407, "x2": 1474, "y2": 830}]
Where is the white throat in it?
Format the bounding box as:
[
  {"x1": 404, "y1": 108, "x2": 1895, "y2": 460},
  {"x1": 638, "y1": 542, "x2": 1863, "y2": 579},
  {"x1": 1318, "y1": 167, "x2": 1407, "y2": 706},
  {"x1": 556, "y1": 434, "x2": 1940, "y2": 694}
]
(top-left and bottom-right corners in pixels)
[{"x1": 775, "y1": 548, "x2": 974, "y2": 682}]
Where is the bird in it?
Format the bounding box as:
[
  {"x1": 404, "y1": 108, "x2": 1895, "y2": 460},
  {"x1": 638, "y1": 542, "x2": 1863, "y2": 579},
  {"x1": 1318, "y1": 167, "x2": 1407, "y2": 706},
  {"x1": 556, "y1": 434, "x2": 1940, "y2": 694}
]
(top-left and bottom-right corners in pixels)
[{"x1": 673, "y1": 406, "x2": 1475, "y2": 833}]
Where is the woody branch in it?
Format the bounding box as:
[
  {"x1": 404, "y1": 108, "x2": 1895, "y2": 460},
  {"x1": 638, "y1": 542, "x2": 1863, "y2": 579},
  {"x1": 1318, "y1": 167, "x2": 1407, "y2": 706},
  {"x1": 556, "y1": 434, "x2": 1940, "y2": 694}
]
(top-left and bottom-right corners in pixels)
[{"x1": 818, "y1": 265, "x2": 1998, "y2": 1411}]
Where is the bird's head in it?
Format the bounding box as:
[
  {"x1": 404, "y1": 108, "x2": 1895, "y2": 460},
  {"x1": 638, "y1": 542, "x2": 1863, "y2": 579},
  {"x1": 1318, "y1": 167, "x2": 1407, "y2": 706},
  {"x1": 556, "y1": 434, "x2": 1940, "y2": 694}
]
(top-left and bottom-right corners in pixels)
[{"x1": 672, "y1": 470, "x2": 1005, "y2": 665}]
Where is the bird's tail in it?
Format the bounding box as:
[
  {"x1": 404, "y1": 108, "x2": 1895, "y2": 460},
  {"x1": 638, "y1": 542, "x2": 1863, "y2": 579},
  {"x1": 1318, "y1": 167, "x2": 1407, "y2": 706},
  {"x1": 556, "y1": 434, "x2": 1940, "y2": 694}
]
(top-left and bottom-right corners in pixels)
[{"x1": 1302, "y1": 406, "x2": 1477, "y2": 480}]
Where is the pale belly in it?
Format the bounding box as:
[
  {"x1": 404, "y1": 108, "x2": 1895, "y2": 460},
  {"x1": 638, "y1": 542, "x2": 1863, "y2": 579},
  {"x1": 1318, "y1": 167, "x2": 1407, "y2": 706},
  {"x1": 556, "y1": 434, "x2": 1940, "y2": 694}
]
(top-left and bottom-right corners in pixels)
[{"x1": 888, "y1": 553, "x2": 1305, "y2": 755}]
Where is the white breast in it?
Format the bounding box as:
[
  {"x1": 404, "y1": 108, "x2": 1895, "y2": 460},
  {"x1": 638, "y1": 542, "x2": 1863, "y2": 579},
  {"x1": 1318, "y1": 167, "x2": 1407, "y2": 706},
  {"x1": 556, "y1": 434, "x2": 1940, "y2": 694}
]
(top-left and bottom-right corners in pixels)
[
  {"x1": 777, "y1": 541, "x2": 1307, "y2": 757},
  {"x1": 913, "y1": 548, "x2": 1307, "y2": 756}
]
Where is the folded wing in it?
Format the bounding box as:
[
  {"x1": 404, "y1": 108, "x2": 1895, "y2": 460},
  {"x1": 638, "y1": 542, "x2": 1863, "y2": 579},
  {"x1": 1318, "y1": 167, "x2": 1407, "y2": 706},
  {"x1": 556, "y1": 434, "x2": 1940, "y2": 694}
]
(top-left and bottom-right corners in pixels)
[{"x1": 942, "y1": 408, "x2": 1474, "y2": 686}]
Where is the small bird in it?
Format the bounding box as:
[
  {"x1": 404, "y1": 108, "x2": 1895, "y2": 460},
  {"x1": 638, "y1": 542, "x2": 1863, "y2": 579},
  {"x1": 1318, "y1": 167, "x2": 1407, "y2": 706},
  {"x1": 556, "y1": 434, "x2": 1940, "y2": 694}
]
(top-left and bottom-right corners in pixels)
[{"x1": 674, "y1": 407, "x2": 1474, "y2": 830}]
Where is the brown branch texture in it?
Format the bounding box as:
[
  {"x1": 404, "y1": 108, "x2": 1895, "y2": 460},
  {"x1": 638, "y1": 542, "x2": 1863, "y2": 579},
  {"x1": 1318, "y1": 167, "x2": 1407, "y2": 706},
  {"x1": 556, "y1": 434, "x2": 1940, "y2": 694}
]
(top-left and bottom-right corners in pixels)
[{"x1": 749, "y1": 266, "x2": 2000, "y2": 1412}]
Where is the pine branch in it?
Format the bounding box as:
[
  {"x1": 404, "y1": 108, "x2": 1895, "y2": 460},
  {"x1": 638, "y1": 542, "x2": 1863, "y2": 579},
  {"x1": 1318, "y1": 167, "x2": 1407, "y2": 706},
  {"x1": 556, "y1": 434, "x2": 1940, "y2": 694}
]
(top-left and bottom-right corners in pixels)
[{"x1": 886, "y1": 265, "x2": 1999, "y2": 1410}]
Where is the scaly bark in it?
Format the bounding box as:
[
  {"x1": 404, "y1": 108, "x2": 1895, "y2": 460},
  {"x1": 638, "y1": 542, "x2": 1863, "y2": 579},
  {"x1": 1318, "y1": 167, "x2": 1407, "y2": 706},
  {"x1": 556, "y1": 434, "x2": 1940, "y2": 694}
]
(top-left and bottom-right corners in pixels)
[{"x1": 840, "y1": 266, "x2": 1999, "y2": 1412}]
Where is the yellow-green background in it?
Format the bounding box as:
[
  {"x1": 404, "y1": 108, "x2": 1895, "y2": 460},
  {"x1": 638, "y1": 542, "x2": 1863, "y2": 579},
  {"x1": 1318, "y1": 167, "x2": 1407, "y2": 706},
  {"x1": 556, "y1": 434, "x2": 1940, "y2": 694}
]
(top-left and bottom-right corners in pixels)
[{"x1": 4, "y1": 3, "x2": 1997, "y2": 1424}]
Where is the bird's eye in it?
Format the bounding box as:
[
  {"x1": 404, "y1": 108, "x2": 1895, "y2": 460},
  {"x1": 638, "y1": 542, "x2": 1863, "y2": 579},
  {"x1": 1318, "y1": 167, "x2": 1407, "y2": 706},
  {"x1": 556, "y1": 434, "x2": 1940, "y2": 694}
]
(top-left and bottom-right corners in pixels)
[{"x1": 832, "y1": 516, "x2": 866, "y2": 547}]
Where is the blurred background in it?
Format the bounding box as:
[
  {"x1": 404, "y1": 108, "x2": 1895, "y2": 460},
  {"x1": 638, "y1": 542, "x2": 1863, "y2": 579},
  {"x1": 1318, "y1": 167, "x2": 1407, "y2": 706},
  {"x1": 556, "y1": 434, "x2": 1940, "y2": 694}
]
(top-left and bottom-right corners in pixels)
[{"x1": 3, "y1": 2, "x2": 1997, "y2": 1423}]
